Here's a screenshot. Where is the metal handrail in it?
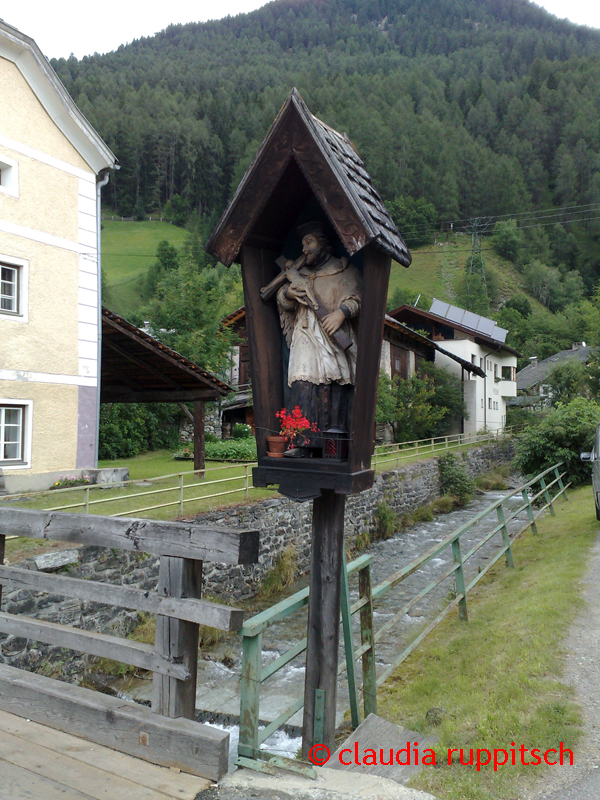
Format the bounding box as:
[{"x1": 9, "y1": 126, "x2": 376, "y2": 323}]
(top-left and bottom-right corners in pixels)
[{"x1": 237, "y1": 462, "x2": 569, "y2": 764}]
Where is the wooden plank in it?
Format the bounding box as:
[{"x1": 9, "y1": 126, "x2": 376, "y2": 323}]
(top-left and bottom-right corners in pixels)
[
  {"x1": 0, "y1": 728, "x2": 182, "y2": 800},
  {"x1": 0, "y1": 612, "x2": 189, "y2": 680},
  {"x1": 0, "y1": 711, "x2": 210, "y2": 800},
  {"x1": 153, "y1": 557, "x2": 201, "y2": 720},
  {"x1": 0, "y1": 530, "x2": 4, "y2": 608},
  {"x1": 0, "y1": 759, "x2": 96, "y2": 800},
  {"x1": 0, "y1": 565, "x2": 243, "y2": 631},
  {"x1": 240, "y1": 244, "x2": 283, "y2": 462},
  {"x1": 194, "y1": 400, "x2": 206, "y2": 474},
  {"x1": 0, "y1": 663, "x2": 229, "y2": 781},
  {"x1": 103, "y1": 389, "x2": 218, "y2": 403},
  {"x1": 0, "y1": 709, "x2": 209, "y2": 799},
  {"x1": 331, "y1": 713, "x2": 437, "y2": 784},
  {"x1": 0, "y1": 508, "x2": 259, "y2": 564},
  {"x1": 302, "y1": 490, "x2": 346, "y2": 758}
]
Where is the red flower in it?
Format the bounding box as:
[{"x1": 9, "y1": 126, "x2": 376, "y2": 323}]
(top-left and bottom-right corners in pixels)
[{"x1": 276, "y1": 406, "x2": 318, "y2": 446}]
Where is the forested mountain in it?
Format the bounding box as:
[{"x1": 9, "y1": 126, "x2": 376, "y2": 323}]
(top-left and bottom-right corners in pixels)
[{"x1": 52, "y1": 0, "x2": 600, "y2": 295}]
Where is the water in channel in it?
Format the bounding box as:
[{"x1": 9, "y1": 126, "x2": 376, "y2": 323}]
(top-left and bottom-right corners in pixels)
[{"x1": 112, "y1": 485, "x2": 532, "y2": 764}]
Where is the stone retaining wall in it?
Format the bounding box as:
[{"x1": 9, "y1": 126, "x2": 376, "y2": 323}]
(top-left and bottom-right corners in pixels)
[{"x1": 0, "y1": 441, "x2": 513, "y2": 673}]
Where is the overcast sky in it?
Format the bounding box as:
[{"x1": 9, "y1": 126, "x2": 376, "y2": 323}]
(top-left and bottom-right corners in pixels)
[{"x1": 2, "y1": 0, "x2": 599, "y2": 60}]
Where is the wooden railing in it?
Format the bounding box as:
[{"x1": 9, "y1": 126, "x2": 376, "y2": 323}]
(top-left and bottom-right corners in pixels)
[
  {"x1": 0, "y1": 508, "x2": 259, "y2": 781},
  {"x1": 237, "y1": 463, "x2": 569, "y2": 769}
]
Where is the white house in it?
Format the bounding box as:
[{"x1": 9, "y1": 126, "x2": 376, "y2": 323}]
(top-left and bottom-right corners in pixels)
[{"x1": 388, "y1": 300, "x2": 519, "y2": 433}]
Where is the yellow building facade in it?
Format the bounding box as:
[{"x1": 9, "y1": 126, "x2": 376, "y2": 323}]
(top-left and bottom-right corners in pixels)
[{"x1": 0, "y1": 22, "x2": 115, "y2": 488}]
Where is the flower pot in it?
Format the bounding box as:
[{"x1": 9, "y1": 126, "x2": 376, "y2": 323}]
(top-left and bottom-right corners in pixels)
[{"x1": 266, "y1": 435, "x2": 287, "y2": 457}]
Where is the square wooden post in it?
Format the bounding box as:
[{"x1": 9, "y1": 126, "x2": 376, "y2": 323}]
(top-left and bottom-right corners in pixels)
[
  {"x1": 194, "y1": 400, "x2": 206, "y2": 475},
  {"x1": 302, "y1": 490, "x2": 346, "y2": 758},
  {"x1": 152, "y1": 556, "x2": 202, "y2": 720}
]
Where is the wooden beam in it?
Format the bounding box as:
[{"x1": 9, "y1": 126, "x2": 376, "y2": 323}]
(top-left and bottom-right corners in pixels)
[
  {"x1": 0, "y1": 663, "x2": 229, "y2": 780},
  {"x1": 0, "y1": 509, "x2": 259, "y2": 564},
  {"x1": 0, "y1": 532, "x2": 4, "y2": 609},
  {"x1": 102, "y1": 315, "x2": 226, "y2": 393},
  {"x1": 0, "y1": 613, "x2": 189, "y2": 680},
  {"x1": 194, "y1": 401, "x2": 206, "y2": 474},
  {"x1": 177, "y1": 402, "x2": 194, "y2": 423},
  {"x1": 104, "y1": 338, "x2": 186, "y2": 393},
  {"x1": 0, "y1": 565, "x2": 243, "y2": 631},
  {"x1": 153, "y1": 558, "x2": 201, "y2": 720},
  {"x1": 101, "y1": 389, "x2": 218, "y2": 403}
]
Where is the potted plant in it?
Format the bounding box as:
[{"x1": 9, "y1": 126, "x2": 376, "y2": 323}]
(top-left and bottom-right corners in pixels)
[{"x1": 267, "y1": 406, "x2": 318, "y2": 457}]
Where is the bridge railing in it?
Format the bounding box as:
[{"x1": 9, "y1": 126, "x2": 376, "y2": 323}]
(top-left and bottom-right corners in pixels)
[
  {"x1": 237, "y1": 462, "x2": 569, "y2": 769},
  {"x1": 0, "y1": 508, "x2": 259, "y2": 781}
]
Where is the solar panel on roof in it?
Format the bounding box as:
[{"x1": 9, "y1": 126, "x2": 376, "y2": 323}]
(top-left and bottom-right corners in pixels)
[
  {"x1": 446, "y1": 306, "x2": 466, "y2": 325},
  {"x1": 475, "y1": 317, "x2": 496, "y2": 336},
  {"x1": 462, "y1": 311, "x2": 480, "y2": 330},
  {"x1": 492, "y1": 326, "x2": 508, "y2": 343},
  {"x1": 430, "y1": 299, "x2": 450, "y2": 318}
]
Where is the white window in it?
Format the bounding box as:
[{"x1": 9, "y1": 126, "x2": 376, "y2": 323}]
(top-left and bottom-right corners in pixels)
[
  {"x1": 481, "y1": 399, "x2": 484, "y2": 408},
  {"x1": 0, "y1": 400, "x2": 32, "y2": 468},
  {"x1": 488, "y1": 397, "x2": 492, "y2": 409},
  {"x1": 0, "y1": 256, "x2": 28, "y2": 322},
  {"x1": 1, "y1": 405, "x2": 23, "y2": 462},
  {"x1": 0, "y1": 155, "x2": 19, "y2": 198}
]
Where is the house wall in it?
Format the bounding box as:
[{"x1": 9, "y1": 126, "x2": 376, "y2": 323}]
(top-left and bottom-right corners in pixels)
[
  {"x1": 0, "y1": 55, "x2": 99, "y2": 477},
  {"x1": 434, "y1": 338, "x2": 517, "y2": 433}
]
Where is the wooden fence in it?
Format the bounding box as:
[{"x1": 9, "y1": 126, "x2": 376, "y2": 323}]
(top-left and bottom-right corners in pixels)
[
  {"x1": 0, "y1": 508, "x2": 259, "y2": 781},
  {"x1": 237, "y1": 463, "x2": 569, "y2": 769}
]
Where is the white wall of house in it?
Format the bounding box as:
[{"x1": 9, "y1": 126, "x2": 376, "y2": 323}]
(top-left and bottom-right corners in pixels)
[{"x1": 435, "y1": 338, "x2": 517, "y2": 433}]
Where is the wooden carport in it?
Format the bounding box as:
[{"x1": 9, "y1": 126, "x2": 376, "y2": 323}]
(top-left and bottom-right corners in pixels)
[{"x1": 101, "y1": 308, "x2": 232, "y2": 471}]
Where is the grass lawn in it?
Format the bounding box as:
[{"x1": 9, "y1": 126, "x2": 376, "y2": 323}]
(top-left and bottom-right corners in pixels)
[
  {"x1": 377, "y1": 484, "x2": 597, "y2": 800},
  {"x1": 101, "y1": 220, "x2": 188, "y2": 317}
]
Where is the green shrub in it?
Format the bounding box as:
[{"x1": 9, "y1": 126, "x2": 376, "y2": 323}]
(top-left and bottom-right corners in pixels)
[
  {"x1": 411, "y1": 504, "x2": 435, "y2": 523},
  {"x1": 99, "y1": 403, "x2": 179, "y2": 460},
  {"x1": 372, "y1": 501, "x2": 400, "y2": 541},
  {"x1": 438, "y1": 453, "x2": 475, "y2": 506},
  {"x1": 205, "y1": 438, "x2": 257, "y2": 461},
  {"x1": 257, "y1": 546, "x2": 298, "y2": 598},
  {"x1": 514, "y1": 397, "x2": 600, "y2": 485},
  {"x1": 205, "y1": 432, "x2": 218, "y2": 443},
  {"x1": 476, "y1": 464, "x2": 511, "y2": 491},
  {"x1": 232, "y1": 423, "x2": 253, "y2": 439},
  {"x1": 432, "y1": 495, "x2": 456, "y2": 514}
]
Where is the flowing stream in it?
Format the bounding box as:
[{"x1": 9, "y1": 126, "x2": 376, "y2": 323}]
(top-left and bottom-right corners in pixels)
[{"x1": 111, "y1": 484, "x2": 531, "y2": 765}]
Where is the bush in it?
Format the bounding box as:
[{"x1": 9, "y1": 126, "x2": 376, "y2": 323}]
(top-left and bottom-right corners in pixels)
[
  {"x1": 232, "y1": 423, "x2": 253, "y2": 439},
  {"x1": 438, "y1": 453, "x2": 475, "y2": 506},
  {"x1": 513, "y1": 397, "x2": 600, "y2": 485},
  {"x1": 372, "y1": 501, "x2": 400, "y2": 541},
  {"x1": 432, "y1": 495, "x2": 456, "y2": 514},
  {"x1": 257, "y1": 546, "x2": 298, "y2": 598},
  {"x1": 411, "y1": 504, "x2": 435, "y2": 523},
  {"x1": 204, "y1": 438, "x2": 257, "y2": 461},
  {"x1": 99, "y1": 403, "x2": 180, "y2": 460}
]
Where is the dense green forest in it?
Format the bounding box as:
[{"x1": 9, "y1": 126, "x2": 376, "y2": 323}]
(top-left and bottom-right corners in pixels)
[{"x1": 55, "y1": 0, "x2": 600, "y2": 375}]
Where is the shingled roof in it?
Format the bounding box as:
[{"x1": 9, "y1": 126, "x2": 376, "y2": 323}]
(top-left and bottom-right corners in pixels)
[
  {"x1": 206, "y1": 88, "x2": 411, "y2": 267},
  {"x1": 516, "y1": 344, "x2": 594, "y2": 392}
]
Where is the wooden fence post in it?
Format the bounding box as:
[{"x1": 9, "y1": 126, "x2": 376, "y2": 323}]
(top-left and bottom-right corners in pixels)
[
  {"x1": 0, "y1": 533, "x2": 4, "y2": 608},
  {"x1": 340, "y1": 552, "x2": 360, "y2": 728},
  {"x1": 496, "y1": 503, "x2": 514, "y2": 568},
  {"x1": 359, "y1": 562, "x2": 377, "y2": 718},
  {"x1": 451, "y1": 537, "x2": 468, "y2": 622},
  {"x1": 239, "y1": 630, "x2": 262, "y2": 758},
  {"x1": 152, "y1": 556, "x2": 202, "y2": 719},
  {"x1": 539, "y1": 475, "x2": 555, "y2": 516},
  {"x1": 554, "y1": 465, "x2": 569, "y2": 500},
  {"x1": 522, "y1": 488, "x2": 538, "y2": 535}
]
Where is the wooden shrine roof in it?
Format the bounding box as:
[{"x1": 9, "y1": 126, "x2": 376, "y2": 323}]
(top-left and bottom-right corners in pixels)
[
  {"x1": 101, "y1": 308, "x2": 232, "y2": 404},
  {"x1": 206, "y1": 88, "x2": 411, "y2": 268}
]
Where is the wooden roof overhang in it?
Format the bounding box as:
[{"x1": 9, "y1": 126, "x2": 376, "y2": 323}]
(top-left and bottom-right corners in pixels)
[
  {"x1": 206, "y1": 89, "x2": 411, "y2": 267},
  {"x1": 101, "y1": 308, "x2": 232, "y2": 404}
]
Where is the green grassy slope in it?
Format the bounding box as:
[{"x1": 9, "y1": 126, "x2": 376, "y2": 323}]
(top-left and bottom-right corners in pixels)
[{"x1": 101, "y1": 220, "x2": 188, "y2": 317}]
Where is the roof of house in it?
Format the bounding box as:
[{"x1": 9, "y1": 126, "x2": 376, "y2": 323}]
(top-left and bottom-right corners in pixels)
[
  {"x1": 101, "y1": 308, "x2": 232, "y2": 403},
  {"x1": 388, "y1": 303, "x2": 522, "y2": 358},
  {"x1": 0, "y1": 20, "x2": 116, "y2": 174},
  {"x1": 206, "y1": 88, "x2": 411, "y2": 267},
  {"x1": 516, "y1": 345, "x2": 594, "y2": 391}
]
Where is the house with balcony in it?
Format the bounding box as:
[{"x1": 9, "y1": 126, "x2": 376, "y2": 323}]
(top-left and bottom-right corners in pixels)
[
  {"x1": 0, "y1": 21, "x2": 116, "y2": 489},
  {"x1": 388, "y1": 300, "x2": 519, "y2": 433}
]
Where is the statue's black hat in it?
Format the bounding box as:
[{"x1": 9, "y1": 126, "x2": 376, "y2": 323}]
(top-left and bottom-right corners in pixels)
[{"x1": 297, "y1": 220, "x2": 325, "y2": 240}]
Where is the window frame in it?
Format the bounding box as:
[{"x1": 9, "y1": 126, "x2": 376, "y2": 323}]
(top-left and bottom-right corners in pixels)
[
  {"x1": 0, "y1": 399, "x2": 32, "y2": 469},
  {"x1": 0, "y1": 154, "x2": 19, "y2": 199},
  {"x1": 0, "y1": 255, "x2": 28, "y2": 323}
]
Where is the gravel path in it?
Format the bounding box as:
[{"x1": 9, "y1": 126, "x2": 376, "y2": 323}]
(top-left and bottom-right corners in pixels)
[{"x1": 525, "y1": 531, "x2": 600, "y2": 800}]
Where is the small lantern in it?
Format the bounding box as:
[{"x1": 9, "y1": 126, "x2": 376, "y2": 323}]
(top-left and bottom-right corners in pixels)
[
  {"x1": 206, "y1": 89, "x2": 411, "y2": 500},
  {"x1": 323, "y1": 427, "x2": 348, "y2": 462}
]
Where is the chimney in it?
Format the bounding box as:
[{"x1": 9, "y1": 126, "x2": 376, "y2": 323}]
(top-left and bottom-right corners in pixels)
[
  {"x1": 529, "y1": 356, "x2": 538, "y2": 366},
  {"x1": 572, "y1": 342, "x2": 586, "y2": 351}
]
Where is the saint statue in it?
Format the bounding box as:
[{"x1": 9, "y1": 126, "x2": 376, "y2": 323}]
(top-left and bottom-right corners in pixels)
[{"x1": 275, "y1": 222, "x2": 362, "y2": 437}]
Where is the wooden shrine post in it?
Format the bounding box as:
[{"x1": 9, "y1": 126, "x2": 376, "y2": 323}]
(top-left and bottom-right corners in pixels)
[
  {"x1": 194, "y1": 400, "x2": 206, "y2": 475},
  {"x1": 206, "y1": 88, "x2": 411, "y2": 761}
]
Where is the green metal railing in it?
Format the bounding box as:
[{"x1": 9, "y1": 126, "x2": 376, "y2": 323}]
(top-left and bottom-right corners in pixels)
[{"x1": 237, "y1": 462, "x2": 569, "y2": 767}]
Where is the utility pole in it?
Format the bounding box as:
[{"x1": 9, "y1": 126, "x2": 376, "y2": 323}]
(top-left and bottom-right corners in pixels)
[{"x1": 465, "y1": 217, "x2": 493, "y2": 299}]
